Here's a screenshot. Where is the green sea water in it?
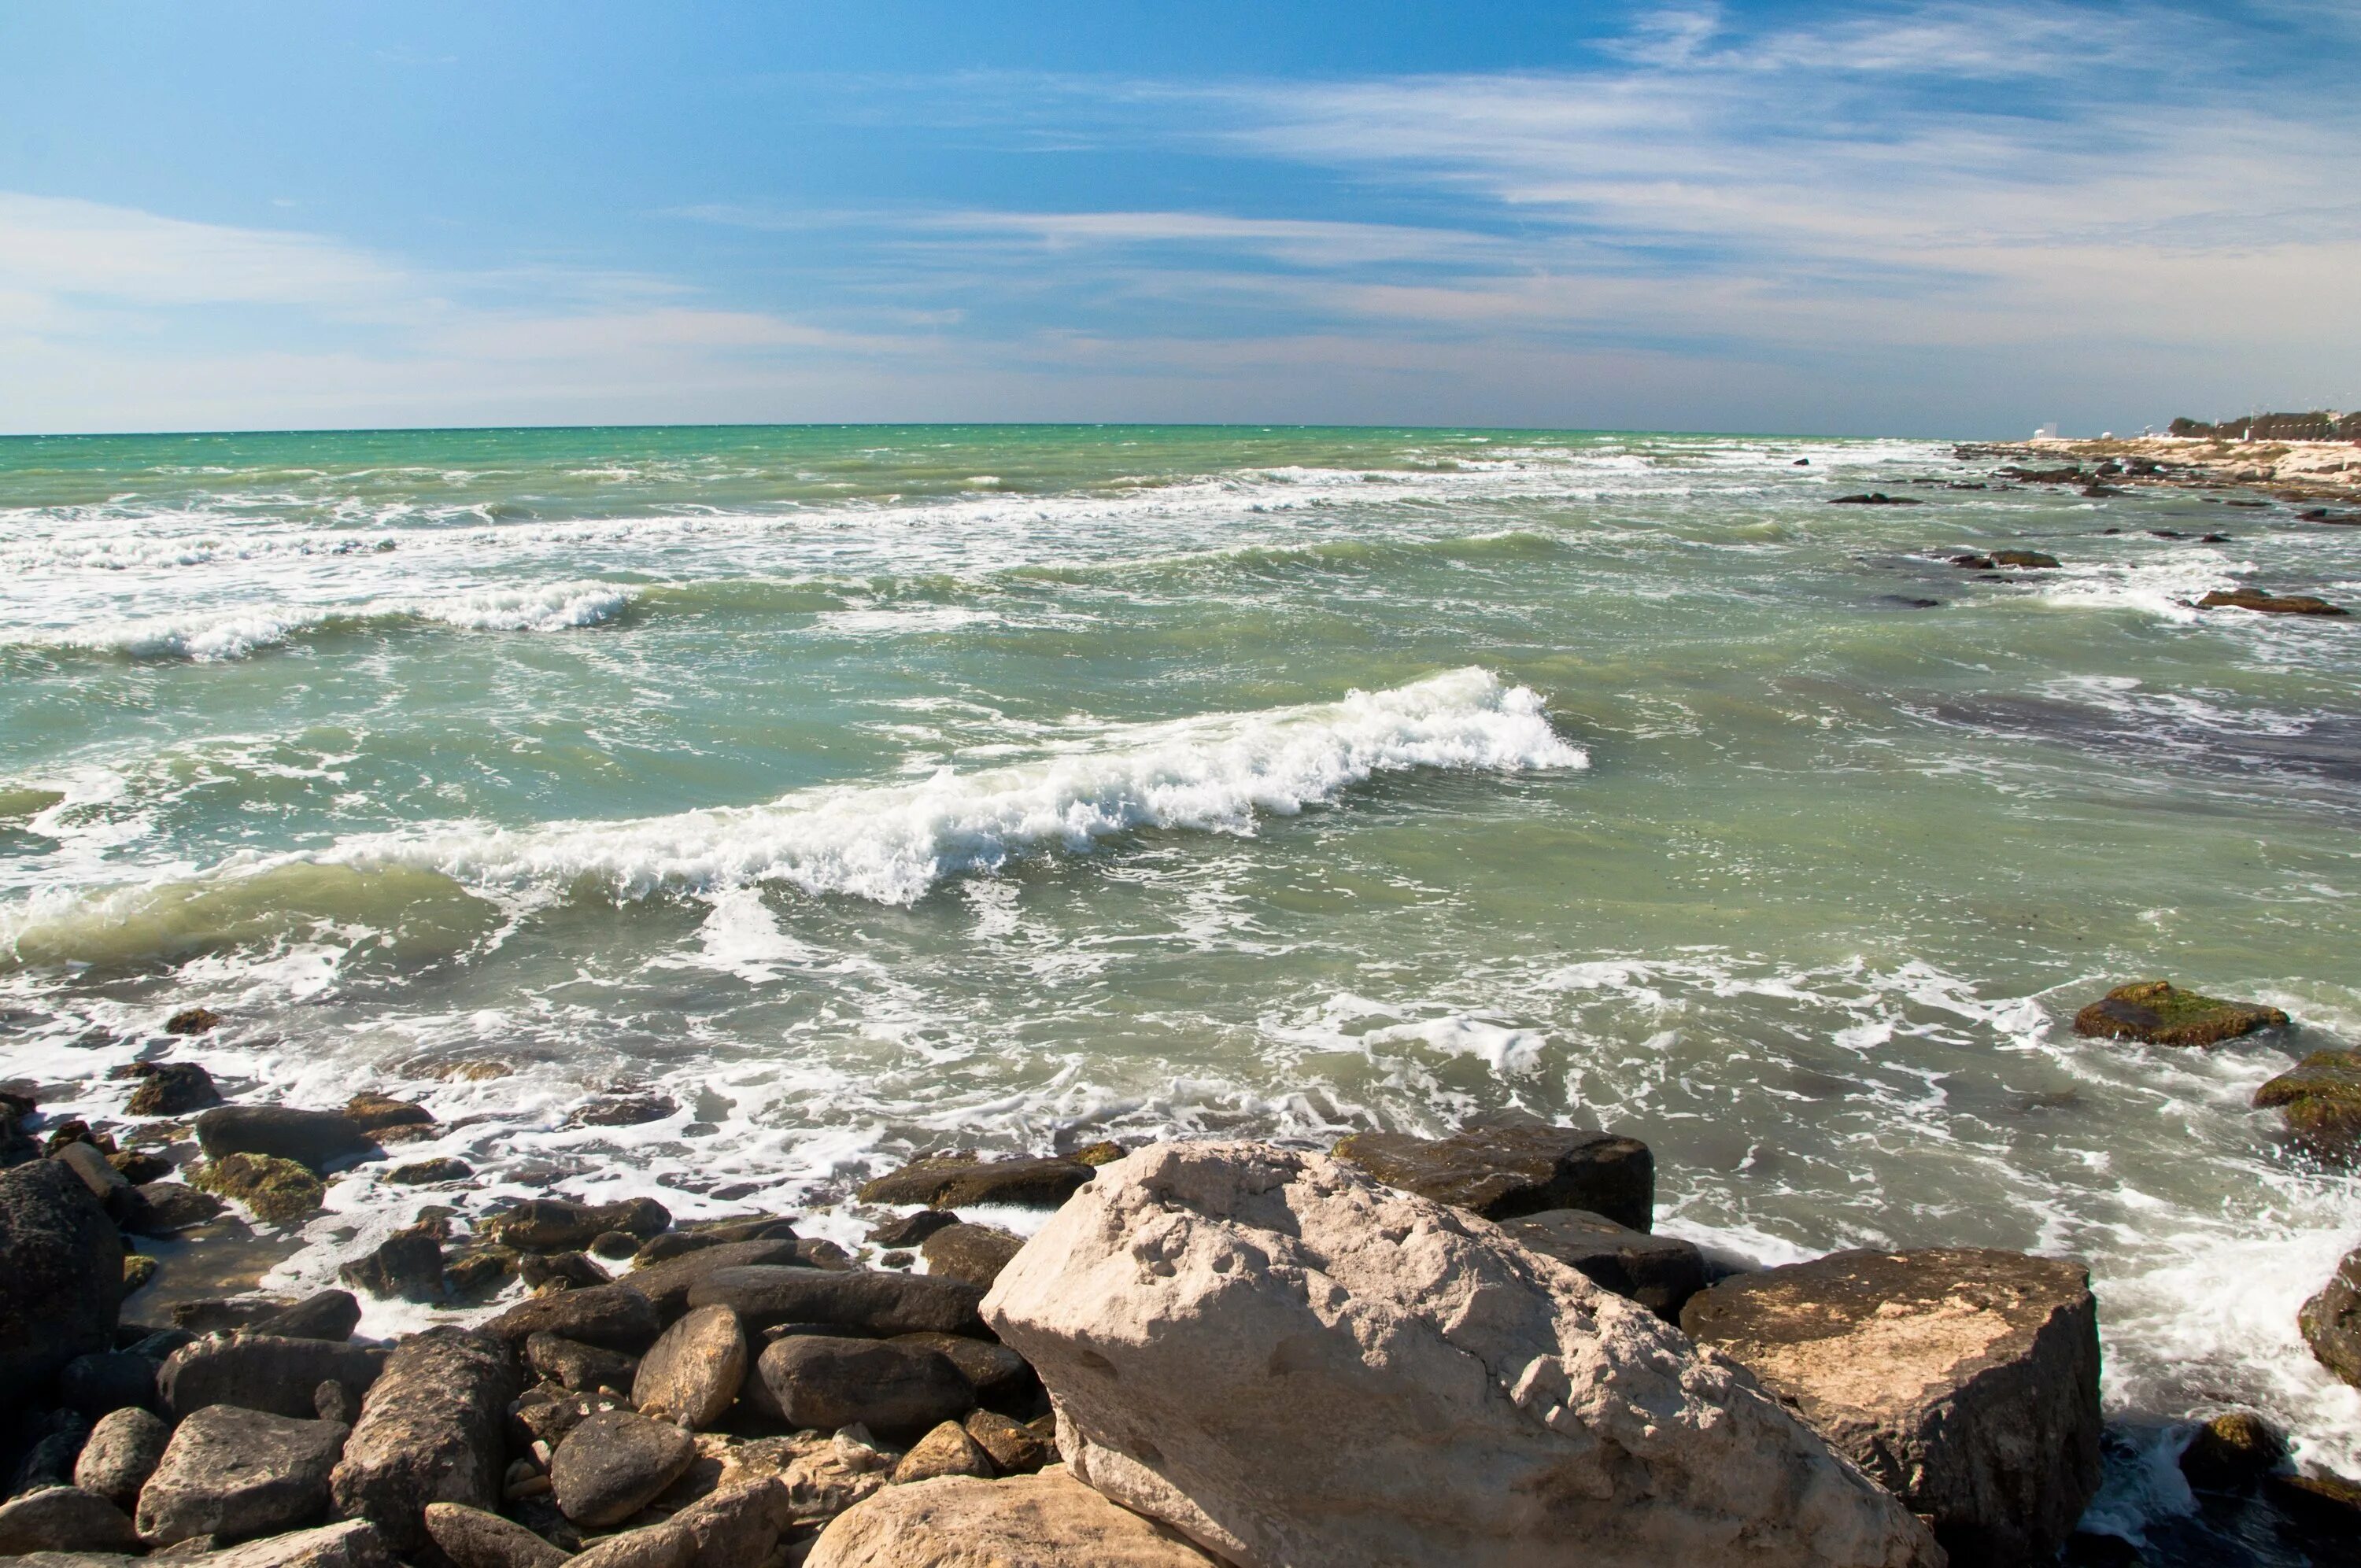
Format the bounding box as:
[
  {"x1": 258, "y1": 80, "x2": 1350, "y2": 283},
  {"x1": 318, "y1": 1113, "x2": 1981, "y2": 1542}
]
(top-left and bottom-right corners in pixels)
[{"x1": 2, "y1": 424, "x2": 2358, "y2": 1542}]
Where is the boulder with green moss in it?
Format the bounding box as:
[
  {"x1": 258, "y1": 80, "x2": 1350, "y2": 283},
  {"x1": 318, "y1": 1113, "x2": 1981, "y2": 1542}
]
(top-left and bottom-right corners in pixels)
[
  {"x1": 2071, "y1": 980, "x2": 2289, "y2": 1048},
  {"x1": 192, "y1": 1152, "x2": 325, "y2": 1224},
  {"x1": 2256, "y1": 1050, "x2": 2361, "y2": 1159}
]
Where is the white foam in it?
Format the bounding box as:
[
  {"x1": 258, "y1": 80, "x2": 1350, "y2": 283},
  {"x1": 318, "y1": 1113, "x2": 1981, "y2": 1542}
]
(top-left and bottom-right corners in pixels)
[{"x1": 39, "y1": 580, "x2": 633, "y2": 660}]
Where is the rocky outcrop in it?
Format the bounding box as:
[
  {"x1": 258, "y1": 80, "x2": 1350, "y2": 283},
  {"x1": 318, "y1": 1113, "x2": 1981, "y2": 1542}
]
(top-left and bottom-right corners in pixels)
[
  {"x1": 0, "y1": 1487, "x2": 142, "y2": 1555},
  {"x1": 195, "y1": 1108, "x2": 379, "y2": 1174},
  {"x1": 2255, "y1": 1050, "x2": 2361, "y2": 1159},
  {"x1": 985, "y1": 1142, "x2": 1937, "y2": 1568},
  {"x1": 0, "y1": 1157, "x2": 124, "y2": 1408},
  {"x1": 631, "y1": 1304, "x2": 745, "y2": 1429},
  {"x1": 807, "y1": 1471, "x2": 1232, "y2": 1567},
  {"x1": 160, "y1": 1336, "x2": 385, "y2": 1420},
  {"x1": 1331, "y1": 1110, "x2": 1653, "y2": 1229},
  {"x1": 686, "y1": 1267, "x2": 985, "y2": 1337},
  {"x1": 2072, "y1": 980, "x2": 2289, "y2": 1047},
  {"x1": 1495, "y1": 1207, "x2": 1709, "y2": 1321},
  {"x1": 486, "y1": 1285, "x2": 661, "y2": 1352},
  {"x1": 421, "y1": 1501, "x2": 571, "y2": 1568},
  {"x1": 754, "y1": 1337, "x2": 972, "y2": 1439},
  {"x1": 857, "y1": 1153, "x2": 1096, "y2": 1210},
  {"x1": 76, "y1": 1406, "x2": 172, "y2": 1507},
  {"x1": 2198, "y1": 589, "x2": 2349, "y2": 616},
  {"x1": 549, "y1": 1410, "x2": 696, "y2": 1527},
  {"x1": 2300, "y1": 1245, "x2": 2361, "y2": 1389},
  {"x1": 1681, "y1": 1247, "x2": 2099, "y2": 1566},
  {"x1": 327, "y1": 1326, "x2": 518, "y2": 1554},
  {"x1": 135, "y1": 1404, "x2": 349, "y2": 1546}
]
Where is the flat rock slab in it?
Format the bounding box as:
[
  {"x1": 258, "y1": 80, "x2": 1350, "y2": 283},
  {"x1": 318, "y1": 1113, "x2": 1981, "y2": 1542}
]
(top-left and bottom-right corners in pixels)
[
  {"x1": 194, "y1": 1108, "x2": 379, "y2": 1174},
  {"x1": 2256, "y1": 1050, "x2": 2361, "y2": 1160},
  {"x1": 856, "y1": 1155, "x2": 1095, "y2": 1210},
  {"x1": 1682, "y1": 1246, "x2": 2101, "y2": 1566},
  {"x1": 688, "y1": 1266, "x2": 984, "y2": 1337},
  {"x1": 756, "y1": 1335, "x2": 972, "y2": 1439},
  {"x1": 1495, "y1": 1207, "x2": 1709, "y2": 1321},
  {"x1": 2300, "y1": 1245, "x2": 2361, "y2": 1389},
  {"x1": 138, "y1": 1404, "x2": 349, "y2": 1546},
  {"x1": 423, "y1": 1501, "x2": 571, "y2": 1568},
  {"x1": 807, "y1": 1471, "x2": 1234, "y2": 1567},
  {"x1": 487, "y1": 1283, "x2": 661, "y2": 1352},
  {"x1": 985, "y1": 1141, "x2": 1936, "y2": 1568},
  {"x1": 329, "y1": 1326, "x2": 519, "y2": 1555},
  {"x1": 633, "y1": 1304, "x2": 747, "y2": 1429},
  {"x1": 2071, "y1": 980, "x2": 2289, "y2": 1048},
  {"x1": 0, "y1": 1488, "x2": 142, "y2": 1556},
  {"x1": 917, "y1": 1223, "x2": 1024, "y2": 1289},
  {"x1": 1332, "y1": 1109, "x2": 1654, "y2": 1228},
  {"x1": 161, "y1": 1336, "x2": 386, "y2": 1420},
  {"x1": 551, "y1": 1409, "x2": 697, "y2": 1527}
]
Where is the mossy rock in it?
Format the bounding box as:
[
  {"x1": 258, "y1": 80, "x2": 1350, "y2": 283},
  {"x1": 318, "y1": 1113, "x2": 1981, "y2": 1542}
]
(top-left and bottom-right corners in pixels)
[
  {"x1": 191, "y1": 1150, "x2": 325, "y2": 1224},
  {"x1": 124, "y1": 1253, "x2": 159, "y2": 1292},
  {"x1": 2072, "y1": 980, "x2": 2289, "y2": 1048},
  {"x1": 2256, "y1": 1050, "x2": 2361, "y2": 1159}
]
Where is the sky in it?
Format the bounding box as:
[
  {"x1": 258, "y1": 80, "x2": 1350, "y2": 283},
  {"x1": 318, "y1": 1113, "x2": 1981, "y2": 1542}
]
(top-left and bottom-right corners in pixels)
[{"x1": 1, "y1": 1, "x2": 2356, "y2": 437}]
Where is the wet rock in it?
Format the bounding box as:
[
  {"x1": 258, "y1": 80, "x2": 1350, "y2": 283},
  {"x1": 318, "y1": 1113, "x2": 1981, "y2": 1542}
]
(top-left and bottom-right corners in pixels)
[
  {"x1": 1331, "y1": 1110, "x2": 1654, "y2": 1230},
  {"x1": 526, "y1": 1334, "x2": 639, "y2": 1396},
  {"x1": 2179, "y1": 1410, "x2": 2288, "y2": 1491},
  {"x1": 422, "y1": 1500, "x2": 571, "y2": 1568},
  {"x1": 590, "y1": 1232, "x2": 640, "y2": 1260},
  {"x1": 804, "y1": 1470, "x2": 1225, "y2": 1568},
  {"x1": 2300, "y1": 1244, "x2": 2361, "y2": 1388},
  {"x1": 668, "y1": 1477, "x2": 795, "y2": 1568},
  {"x1": 689, "y1": 1267, "x2": 985, "y2": 1337},
  {"x1": 2197, "y1": 588, "x2": 2348, "y2": 616},
  {"x1": 54, "y1": 1139, "x2": 131, "y2": 1201},
  {"x1": 338, "y1": 1227, "x2": 446, "y2": 1304},
  {"x1": 568, "y1": 1520, "x2": 693, "y2": 1568},
  {"x1": 59, "y1": 1349, "x2": 160, "y2": 1418},
  {"x1": 482, "y1": 1199, "x2": 672, "y2": 1254},
  {"x1": 2072, "y1": 980, "x2": 2290, "y2": 1048},
  {"x1": 889, "y1": 1333, "x2": 1030, "y2": 1404},
  {"x1": 488, "y1": 1284, "x2": 662, "y2": 1354},
  {"x1": 124, "y1": 1182, "x2": 227, "y2": 1236},
  {"x1": 161, "y1": 1336, "x2": 385, "y2": 1421},
  {"x1": 113, "y1": 1063, "x2": 224, "y2": 1118},
  {"x1": 2263, "y1": 1468, "x2": 2361, "y2": 1531},
  {"x1": 123, "y1": 1255, "x2": 159, "y2": 1293},
  {"x1": 0, "y1": 1158, "x2": 124, "y2": 1408},
  {"x1": 755, "y1": 1337, "x2": 971, "y2": 1439},
  {"x1": 916, "y1": 1223, "x2": 1022, "y2": 1289},
  {"x1": 1496, "y1": 1207, "x2": 1709, "y2": 1321},
  {"x1": 386, "y1": 1157, "x2": 473, "y2": 1185},
  {"x1": 1990, "y1": 549, "x2": 2060, "y2": 568},
  {"x1": 194, "y1": 1108, "x2": 379, "y2": 1175},
  {"x1": 0, "y1": 1487, "x2": 142, "y2": 1556},
  {"x1": 519, "y1": 1252, "x2": 611, "y2": 1293},
  {"x1": 863, "y1": 1211, "x2": 959, "y2": 1249},
  {"x1": 192, "y1": 1153, "x2": 325, "y2": 1225},
  {"x1": 570, "y1": 1095, "x2": 678, "y2": 1130},
  {"x1": 166, "y1": 1009, "x2": 224, "y2": 1036},
  {"x1": 203, "y1": 1518, "x2": 397, "y2": 1568},
  {"x1": 632, "y1": 1305, "x2": 746, "y2": 1430},
  {"x1": 328, "y1": 1326, "x2": 517, "y2": 1554},
  {"x1": 1829, "y1": 493, "x2": 1921, "y2": 505},
  {"x1": 959, "y1": 1411, "x2": 1049, "y2": 1475},
  {"x1": 446, "y1": 1248, "x2": 521, "y2": 1301},
  {"x1": 135, "y1": 1404, "x2": 349, "y2": 1546},
  {"x1": 856, "y1": 1154, "x2": 1096, "y2": 1211},
  {"x1": 2256, "y1": 1052, "x2": 2361, "y2": 1160},
  {"x1": 341, "y1": 1094, "x2": 430, "y2": 1134},
  {"x1": 76, "y1": 1406, "x2": 172, "y2": 1507},
  {"x1": 1682, "y1": 1246, "x2": 2100, "y2": 1566},
  {"x1": 889, "y1": 1422, "x2": 992, "y2": 1485},
  {"x1": 986, "y1": 1141, "x2": 1938, "y2": 1568},
  {"x1": 107, "y1": 1149, "x2": 173, "y2": 1184},
  {"x1": 621, "y1": 1241, "x2": 805, "y2": 1319},
  {"x1": 246, "y1": 1293, "x2": 359, "y2": 1345},
  {"x1": 549, "y1": 1410, "x2": 696, "y2": 1527}
]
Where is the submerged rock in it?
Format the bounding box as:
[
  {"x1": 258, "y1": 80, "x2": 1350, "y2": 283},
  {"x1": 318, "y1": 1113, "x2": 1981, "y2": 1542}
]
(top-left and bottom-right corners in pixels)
[
  {"x1": 194, "y1": 1107, "x2": 379, "y2": 1174},
  {"x1": 1331, "y1": 1110, "x2": 1654, "y2": 1229},
  {"x1": 329, "y1": 1326, "x2": 519, "y2": 1555},
  {"x1": 985, "y1": 1142, "x2": 1938, "y2": 1568},
  {"x1": 1681, "y1": 1246, "x2": 2101, "y2": 1566},
  {"x1": 385, "y1": 1157, "x2": 474, "y2": 1186},
  {"x1": 2255, "y1": 1050, "x2": 2361, "y2": 1159},
  {"x1": 0, "y1": 1159, "x2": 125, "y2": 1409},
  {"x1": 1829, "y1": 493, "x2": 1922, "y2": 505},
  {"x1": 166, "y1": 1008, "x2": 224, "y2": 1036},
  {"x1": 1990, "y1": 549, "x2": 2062, "y2": 569},
  {"x1": 856, "y1": 1153, "x2": 1096, "y2": 1210},
  {"x1": 2072, "y1": 980, "x2": 2289, "y2": 1047},
  {"x1": 192, "y1": 1153, "x2": 325, "y2": 1225},
  {"x1": 2197, "y1": 588, "x2": 2348, "y2": 616},
  {"x1": 135, "y1": 1404, "x2": 349, "y2": 1546},
  {"x1": 1495, "y1": 1207, "x2": 1709, "y2": 1321}
]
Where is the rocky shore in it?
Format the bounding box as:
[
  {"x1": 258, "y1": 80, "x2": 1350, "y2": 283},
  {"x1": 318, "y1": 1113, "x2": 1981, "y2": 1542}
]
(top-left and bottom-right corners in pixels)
[
  {"x1": 0, "y1": 978, "x2": 2353, "y2": 1567},
  {"x1": 1953, "y1": 434, "x2": 2361, "y2": 511}
]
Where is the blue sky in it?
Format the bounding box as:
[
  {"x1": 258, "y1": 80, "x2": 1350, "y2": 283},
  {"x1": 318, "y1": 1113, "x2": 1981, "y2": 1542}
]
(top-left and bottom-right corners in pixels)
[{"x1": 2, "y1": 1, "x2": 2355, "y2": 435}]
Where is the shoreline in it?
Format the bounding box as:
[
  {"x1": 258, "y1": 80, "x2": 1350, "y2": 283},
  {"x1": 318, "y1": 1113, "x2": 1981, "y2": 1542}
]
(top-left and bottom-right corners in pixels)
[{"x1": 1955, "y1": 436, "x2": 2361, "y2": 509}]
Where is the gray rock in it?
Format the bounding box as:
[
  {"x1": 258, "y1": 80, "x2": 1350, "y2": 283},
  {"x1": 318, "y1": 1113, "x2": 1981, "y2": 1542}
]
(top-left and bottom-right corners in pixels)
[
  {"x1": 194, "y1": 1108, "x2": 379, "y2": 1175},
  {"x1": 855, "y1": 1155, "x2": 1094, "y2": 1210},
  {"x1": 59, "y1": 1350, "x2": 160, "y2": 1418},
  {"x1": 630, "y1": 1306, "x2": 745, "y2": 1430},
  {"x1": 525, "y1": 1334, "x2": 639, "y2": 1395},
  {"x1": 549, "y1": 1410, "x2": 696, "y2": 1528},
  {"x1": 160, "y1": 1335, "x2": 386, "y2": 1420},
  {"x1": 253, "y1": 1293, "x2": 363, "y2": 1343},
  {"x1": 0, "y1": 1488, "x2": 142, "y2": 1556},
  {"x1": 0, "y1": 1159, "x2": 124, "y2": 1408},
  {"x1": 328, "y1": 1326, "x2": 518, "y2": 1555},
  {"x1": 916, "y1": 1224, "x2": 1022, "y2": 1289},
  {"x1": 1496, "y1": 1208, "x2": 1709, "y2": 1321},
  {"x1": 486, "y1": 1285, "x2": 660, "y2": 1353},
  {"x1": 688, "y1": 1267, "x2": 984, "y2": 1337},
  {"x1": 340, "y1": 1227, "x2": 445, "y2": 1304},
  {"x1": 117, "y1": 1063, "x2": 224, "y2": 1118},
  {"x1": 421, "y1": 1500, "x2": 571, "y2": 1568},
  {"x1": 1683, "y1": 1246, "x2": 2101, "y2": 1566},
  {"x1": 123, "y1": 1183, "x2": 227, "y2": 1237},
  {"x1": 668, "y1": 1478, "x2": 793, "y2": 1568},
  {"x1": 620, "y1": 1242, "x2": 805, "y2": 1320},
  {"x1": 567, "y1": 1521, "x2": 692, "y2": 1568},
  {"x1": 1332, "y1": 1110, "x2": 1655, "y2": 1229},
  {"x1": 135, "y1": 1404, "x2": 349, "y2": 1546},
  {"x1": 75, "y1": 1406, "x2": 172, "y2": 1507},
  {"x1": 203, "y1": 1519, "x2": 396, "y2": 1568},
  {"x1": 755, "y1": 1336, "x2": 970, "y2": 1439},
  {"x1": 479, "y1": 1199, "x2": 671, "y2": 1254},
  {"x1": 53, "y1": 1142, "x2": 128, "y2": 1201}
]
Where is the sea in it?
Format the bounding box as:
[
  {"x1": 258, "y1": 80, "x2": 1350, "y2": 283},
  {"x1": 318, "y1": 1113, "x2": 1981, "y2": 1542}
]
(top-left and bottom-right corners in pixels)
[{"x1": 3, "y1": 424, "x2": 2358, "y2": 1557}]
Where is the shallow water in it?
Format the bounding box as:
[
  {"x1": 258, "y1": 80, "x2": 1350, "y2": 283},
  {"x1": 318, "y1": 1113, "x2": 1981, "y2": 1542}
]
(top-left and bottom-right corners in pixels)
[{"x1": 3, "y1": 425, "x2": 2358, "y2": 1554}]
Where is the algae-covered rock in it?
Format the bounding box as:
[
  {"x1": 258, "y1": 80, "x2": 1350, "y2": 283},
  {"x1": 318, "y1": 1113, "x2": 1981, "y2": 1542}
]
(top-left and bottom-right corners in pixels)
[
  {"x1": 2256, "y1": 1050, "x2": 2361, "y2": 1159},
  {"x1": 194, "y1": 1152, "x2": 326, "y2": 1223},
  {"x1": 2071, "y1": 980, "x2": 2289, "y2": 1048},
  {"x1": 2300, "y1": 1245, "x2": 2361, "y2": 1389},
  {"x1": 2197, "y1": 589, "x2": 2348, "y2": 616}
]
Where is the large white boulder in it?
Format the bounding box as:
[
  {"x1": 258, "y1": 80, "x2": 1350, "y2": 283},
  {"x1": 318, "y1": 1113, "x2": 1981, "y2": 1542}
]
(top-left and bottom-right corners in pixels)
[{"x1": 982, "y1": 1142, "x2": 1943, "y2": 1568}]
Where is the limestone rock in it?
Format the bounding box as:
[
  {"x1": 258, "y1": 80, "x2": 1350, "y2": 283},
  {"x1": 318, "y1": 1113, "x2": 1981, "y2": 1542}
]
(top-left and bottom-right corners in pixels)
[
  {"x1": 668, "y1": 1477, "x2": 794, "y2": 1568},
  {"x1": 2255, "y1": 1050, "x2": 2361, "y2": 1160},
  {"x1": 253, "y1": 1292, "x2": 363, "y2": 1343},
  {"x1": 632, "y1": 1305, "x2": 745, "y2": 1430},
  {"x1": 1683, "y1": 1246, "x2": 2100, "y2": 1566},
  {"x1": 422, "y1": 1500, "x2": 571, "y2": 1568},
  {"x1": 328, "y1": 1326, "x2": 519, "y2": 1554},
  {"x1": 1496, "y1": 1207, "x2": 1709, "y2": 1321},
  {"x1": 2300, "y1": 1245, "x2": 2361, "y2": 1389},
  {"x1": 487, "y1": 1285, "x2": 661, "y2": 1353},
  {"x1": 1331, "y1": 1110, "x2": 1654, "y2": 1228},
  {"x1": 984, "y1": 1141, "x2": 1938, "y2": 1568},
  {"x1": 203, "y1": 1519, "x2": 396, "y2": 1568},
  {"x1": 0, "y1": 1157, "x2": 124, "y2": 1408},
  {"x1": 918, "y1": 1223, "x2": 1022, "y2": 1289},
  {"x1": 0, "y1": 1488, "x2": 142, "y2": 1556},
  {"x1": 962, "y1": 1411, "x2": 1050, "y2": 1475},
  {"x1": 192, "y1": 1154, "x2": 324, "y2": 1225},
  {"x1": 76, "y1": 1407, "x2": 172, "y2": 1507},
  {"x1": 117, "y1": 1063, "x2": 224, "y2": 1118},
  {"x1": 2071, "y1": 980, "x2": 2289, "y2": 1048},
  {"x1": 755, "y1": 1337, "x2": 972, "y2": 1440},
  {"x1": 527, "y1": 1334, "x2": 639, "y2": 1396},
  {"x1": 194, "y1": 1108, "x2": 379, "y2": 1174},
  {"x1": 806, "y1": 1471, "x2": 1224, "y2": 1568},
  {"x1": 889, "y1": 1422, "x2": 992, "y2": 1485},
  {"x1": 135, "y1": 1404, "x2": 349, "y2": 1546},
  {"x1": 161, "y1": 1336, "x2": 385, "y2": 1420},
  {"x1": 857, "y1": 1154, "x2": 1096, "y2": 1210},
  {"x1": 620, "y1": 1241, "x2": 804, "y2": 1319},
  {"x1": 687, "y1": 1267, "x2": 984, "y2": 1337},
  {"x1": 550, "y1": 1410, "x2": 696, "y2": 1527},
  {"x1": 567, "y1": 1521, "x2": 692, "y2": 1568},
  {"x1": 481, "y1": 1199, "x2": 671, "y2": 1254}
]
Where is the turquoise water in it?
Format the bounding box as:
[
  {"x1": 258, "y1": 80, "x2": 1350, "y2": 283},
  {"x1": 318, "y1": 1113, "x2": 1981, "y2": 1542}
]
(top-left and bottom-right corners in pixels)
[{"x1": 3, "y1": 425, "x2": 2359, "y2": 1534}]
